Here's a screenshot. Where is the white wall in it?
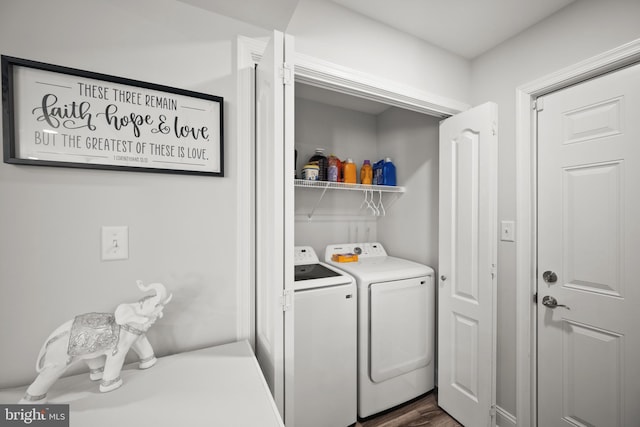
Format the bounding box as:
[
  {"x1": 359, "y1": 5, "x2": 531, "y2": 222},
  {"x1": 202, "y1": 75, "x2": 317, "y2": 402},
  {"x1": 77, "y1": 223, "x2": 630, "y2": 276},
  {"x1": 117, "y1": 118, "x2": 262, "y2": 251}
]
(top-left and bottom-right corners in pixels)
[
  {"x1": 294, "y1": 93, "x2": 439, "y2": 268},
  {"x1": 471, "y1": 0, "x2": 640, "y2": 418},
  {"x1": 286, "y1": 0, "x2": 471, "y2": 106},
  {"x1": 0, "y1": 0, "x2": 267, "y2": 389},
  {"x1": 294, "y1": 95, "x2": 380, "y2": 255},
  {"x1": 376, "y1": 108, "x2": 439, "y2": 269}
]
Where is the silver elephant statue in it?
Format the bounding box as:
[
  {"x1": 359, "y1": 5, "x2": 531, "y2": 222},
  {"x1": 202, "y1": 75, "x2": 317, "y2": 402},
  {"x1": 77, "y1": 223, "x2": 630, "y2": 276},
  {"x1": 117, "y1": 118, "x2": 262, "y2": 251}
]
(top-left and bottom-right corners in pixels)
[{"x1": 19, "y1": 280, "x2": 172, "y2": 403}]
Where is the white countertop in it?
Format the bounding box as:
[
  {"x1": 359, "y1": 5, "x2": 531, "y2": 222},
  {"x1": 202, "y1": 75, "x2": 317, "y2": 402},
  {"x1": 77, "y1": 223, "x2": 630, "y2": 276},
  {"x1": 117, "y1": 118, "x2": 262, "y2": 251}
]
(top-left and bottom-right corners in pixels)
[{"x1": 0, "y1": 340, "x2": 284, "y2": 427}]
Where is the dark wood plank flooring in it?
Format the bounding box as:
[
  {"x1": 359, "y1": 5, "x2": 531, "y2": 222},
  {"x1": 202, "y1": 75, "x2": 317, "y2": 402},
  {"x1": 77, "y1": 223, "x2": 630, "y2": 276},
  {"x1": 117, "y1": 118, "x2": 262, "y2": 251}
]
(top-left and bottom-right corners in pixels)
[{"x1": 355, "y1": 392, "x2": 461, "y2": 427}]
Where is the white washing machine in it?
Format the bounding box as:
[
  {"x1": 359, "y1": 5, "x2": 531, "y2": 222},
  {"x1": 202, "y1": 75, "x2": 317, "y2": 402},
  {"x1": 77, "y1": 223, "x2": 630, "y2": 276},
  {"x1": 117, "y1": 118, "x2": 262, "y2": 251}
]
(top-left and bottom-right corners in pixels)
[
  {"x1": 294, "y1": 246, "x2": 357, "y2": 427},
  {"x1": 325, "y1": 242, "x2": 435, "y2": 418}
]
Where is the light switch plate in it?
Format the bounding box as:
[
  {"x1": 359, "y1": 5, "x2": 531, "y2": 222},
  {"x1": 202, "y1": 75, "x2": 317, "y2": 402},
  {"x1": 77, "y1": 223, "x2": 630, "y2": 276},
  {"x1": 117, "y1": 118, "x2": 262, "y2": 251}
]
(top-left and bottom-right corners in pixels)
[
  {"x1": 500, "y1": 221, "x2": 515, "y2": 242},
  {"x1": 101, "y1": 226, "x2": 129, "y2": 261}
]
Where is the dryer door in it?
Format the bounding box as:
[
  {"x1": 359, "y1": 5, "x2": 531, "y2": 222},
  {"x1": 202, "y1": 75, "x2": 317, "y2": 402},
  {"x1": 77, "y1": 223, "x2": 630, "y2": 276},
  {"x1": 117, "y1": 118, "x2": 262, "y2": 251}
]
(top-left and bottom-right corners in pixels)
[{"x1": 369, "y1": 276, "x2": 434, "y2": 383}]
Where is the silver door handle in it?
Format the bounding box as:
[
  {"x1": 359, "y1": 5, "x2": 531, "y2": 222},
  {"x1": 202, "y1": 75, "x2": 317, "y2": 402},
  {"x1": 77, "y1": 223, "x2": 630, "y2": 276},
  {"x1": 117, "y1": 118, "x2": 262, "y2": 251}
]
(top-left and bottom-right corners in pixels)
[
  {"x1": 441, "y1": 275, "x2": 447, "y2": 282},
  {"x1": 541, "y1": 295, "x2": 570, "y2": 310},
  {"x1": 543, "y1": 271, "x2": 558, "y2": 283}
]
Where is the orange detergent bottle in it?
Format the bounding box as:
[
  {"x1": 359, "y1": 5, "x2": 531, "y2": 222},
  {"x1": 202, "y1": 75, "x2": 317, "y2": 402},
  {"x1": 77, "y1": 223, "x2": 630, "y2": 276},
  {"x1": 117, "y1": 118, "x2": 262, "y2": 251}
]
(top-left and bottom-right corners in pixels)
[
  {"x1": 360, "y1": 159, "x2": 373, "y2": 185},
  {"x1": 343, "y1": 158, "x2": 357, "y2": 184}
]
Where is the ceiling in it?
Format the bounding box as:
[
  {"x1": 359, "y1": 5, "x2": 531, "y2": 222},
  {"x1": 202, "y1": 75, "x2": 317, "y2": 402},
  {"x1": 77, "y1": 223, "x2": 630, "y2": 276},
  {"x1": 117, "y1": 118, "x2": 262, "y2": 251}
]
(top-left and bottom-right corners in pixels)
[
  {"x1": 176, "y1": 0, "x2": 299, "y2": 31},
  {"x1": 296, "y1": 83, "x2": 391, "y2": 115},
  {"x1": 178, "y1": 0, "x2": 576, "y2": 59},
  {"x1": 330, "y1": 0, "x2": 577, "y2": 59},
  {"x1": 177, "y1": 0, "x2": 577, "y2": 114}
]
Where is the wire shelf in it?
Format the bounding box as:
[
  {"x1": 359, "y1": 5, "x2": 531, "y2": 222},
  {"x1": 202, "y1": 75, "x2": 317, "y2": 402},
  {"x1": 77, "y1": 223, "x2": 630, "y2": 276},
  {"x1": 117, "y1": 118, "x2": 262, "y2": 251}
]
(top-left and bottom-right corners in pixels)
[{"x1": 294, "y1": 179, "x2": 406, "y2": 193}]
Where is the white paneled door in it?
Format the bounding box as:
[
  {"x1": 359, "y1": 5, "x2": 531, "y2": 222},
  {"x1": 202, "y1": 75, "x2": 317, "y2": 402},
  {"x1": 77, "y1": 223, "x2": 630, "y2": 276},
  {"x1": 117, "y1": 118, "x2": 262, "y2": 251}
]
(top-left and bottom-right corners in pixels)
[
  {"x1": 537, "y1": 63, "x2": 640, "y2": 427},
  {"x1": 438, "y1": 102, "x2": 498, "y2": 427},
  {"x1": 255, "y1": 30, "x2": 295, "y2": 424}
]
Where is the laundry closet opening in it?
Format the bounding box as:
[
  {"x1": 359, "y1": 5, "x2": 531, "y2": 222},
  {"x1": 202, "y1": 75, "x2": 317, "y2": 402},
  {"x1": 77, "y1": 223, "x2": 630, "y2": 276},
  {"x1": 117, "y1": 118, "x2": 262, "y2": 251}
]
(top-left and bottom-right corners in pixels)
[{"x1": 294, "y1": 82, "x2": 441, "y2": 269}]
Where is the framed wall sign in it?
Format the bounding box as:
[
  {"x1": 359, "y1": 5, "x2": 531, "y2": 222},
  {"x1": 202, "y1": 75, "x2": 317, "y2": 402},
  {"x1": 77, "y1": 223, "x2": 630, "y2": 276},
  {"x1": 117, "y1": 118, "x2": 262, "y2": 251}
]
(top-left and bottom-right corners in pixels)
[{"x1": 1, "y1": 55, "x2": 224, "y2": 176}]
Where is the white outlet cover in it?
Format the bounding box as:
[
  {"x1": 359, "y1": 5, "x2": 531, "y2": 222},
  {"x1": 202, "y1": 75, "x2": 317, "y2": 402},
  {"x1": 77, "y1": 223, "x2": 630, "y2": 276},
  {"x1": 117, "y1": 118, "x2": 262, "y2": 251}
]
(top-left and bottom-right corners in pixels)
[
  {"x1": 500, "y1": 220, "x2": 515, "y2": 242},
  {"x1": 101, "y1": 226, "x2": 129, "y2": 261}
]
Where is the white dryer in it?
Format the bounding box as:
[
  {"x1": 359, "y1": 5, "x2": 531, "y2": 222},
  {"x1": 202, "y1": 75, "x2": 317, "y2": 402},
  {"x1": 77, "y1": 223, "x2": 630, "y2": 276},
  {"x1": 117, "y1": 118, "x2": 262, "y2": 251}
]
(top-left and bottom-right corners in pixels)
[{"x1": 325, "y1": 242, "x2": 435, "y2": 418}]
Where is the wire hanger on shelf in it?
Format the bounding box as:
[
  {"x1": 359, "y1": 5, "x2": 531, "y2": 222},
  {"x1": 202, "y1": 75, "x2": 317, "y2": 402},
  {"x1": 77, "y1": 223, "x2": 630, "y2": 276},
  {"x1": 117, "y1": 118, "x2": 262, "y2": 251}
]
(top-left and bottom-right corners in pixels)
[
  {"x1": 360, "y1": 189, "x2": 378, "y2": 216},
  {"x1": 376, "y1": 190, "x2": 386, "y2": 216}
]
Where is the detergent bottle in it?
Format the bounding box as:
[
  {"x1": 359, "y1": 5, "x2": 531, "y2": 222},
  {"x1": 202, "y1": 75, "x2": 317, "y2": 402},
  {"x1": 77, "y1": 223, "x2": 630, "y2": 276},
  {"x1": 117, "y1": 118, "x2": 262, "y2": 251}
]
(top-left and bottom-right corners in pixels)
[
  {"x1": 327, "y1": 154, "x2": 340, "y2": 182},
  {"x1": 373, "y1": 159, "x2": 384, "y2": 185},
  {"x1": 343, "y1": 158, "x2": 357, "y2": 184},
  {"x1": 308, "y1": 148, "x2": 328, "y2": 181},
  {"x1": 382, "y1": 157, "x2": 396, "y2": 186},
  {"x1": 360, "y1": 160, "x2": 373, "y2": 185}
]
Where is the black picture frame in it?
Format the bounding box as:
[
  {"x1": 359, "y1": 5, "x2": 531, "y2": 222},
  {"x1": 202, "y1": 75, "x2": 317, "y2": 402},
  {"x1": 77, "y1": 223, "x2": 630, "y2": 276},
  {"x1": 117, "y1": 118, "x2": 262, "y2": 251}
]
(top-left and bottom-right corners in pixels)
[{"x1": 2, "y1": 55, "x2": 224, "y2": 176}]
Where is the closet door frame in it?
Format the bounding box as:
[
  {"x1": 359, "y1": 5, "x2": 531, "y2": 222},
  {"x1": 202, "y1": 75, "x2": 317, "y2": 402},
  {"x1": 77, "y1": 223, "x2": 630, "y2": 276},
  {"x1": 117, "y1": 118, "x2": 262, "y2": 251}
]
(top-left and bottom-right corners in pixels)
[
  {"x1": 236, "y1": 35, "x2": 468, "y2": 345},
  {"x1": 236, "y1": 34, "x2": 468, "y2": 424}
]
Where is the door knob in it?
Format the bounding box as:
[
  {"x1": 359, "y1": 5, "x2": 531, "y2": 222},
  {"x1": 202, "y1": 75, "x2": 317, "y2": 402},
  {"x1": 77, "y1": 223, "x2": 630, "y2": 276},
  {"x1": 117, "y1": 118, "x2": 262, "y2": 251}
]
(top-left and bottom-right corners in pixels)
[
  {"x1": 441, "y1": 275, "x2": 447, "y2": 282},
  {"x1": 541, "y1": 295, "x2": 570, "y2": 310},
  {"x1": 542, "y1": 271, "x2": 558, "y2": 283}
]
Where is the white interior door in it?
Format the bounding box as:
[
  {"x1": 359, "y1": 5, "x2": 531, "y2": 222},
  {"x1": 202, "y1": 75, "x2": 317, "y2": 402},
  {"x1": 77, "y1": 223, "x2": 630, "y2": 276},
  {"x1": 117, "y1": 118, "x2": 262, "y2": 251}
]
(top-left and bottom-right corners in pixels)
[
  {"x1": 537, "y1": 62, "x2": 640, "y2": 427},
  {"x1": 255, "y1": 29, "x2": 295, "y2": 422},
  {"x1": 438, "y1": 102, "x2": 498, "y2": 427}
]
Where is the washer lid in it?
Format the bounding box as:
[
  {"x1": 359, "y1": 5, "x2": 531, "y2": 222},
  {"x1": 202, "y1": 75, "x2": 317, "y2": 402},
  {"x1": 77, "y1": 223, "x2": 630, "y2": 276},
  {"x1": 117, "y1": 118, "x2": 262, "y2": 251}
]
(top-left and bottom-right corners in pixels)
[
  {"x1": 327, "y1": 256, "x2": 433, "y2": 283},
  {"x1": 295, "y1": 263, "x2": 341, "y2": 281},
  {"x1": 294, "y1": 262, "x2": 354, "y2": 291}
]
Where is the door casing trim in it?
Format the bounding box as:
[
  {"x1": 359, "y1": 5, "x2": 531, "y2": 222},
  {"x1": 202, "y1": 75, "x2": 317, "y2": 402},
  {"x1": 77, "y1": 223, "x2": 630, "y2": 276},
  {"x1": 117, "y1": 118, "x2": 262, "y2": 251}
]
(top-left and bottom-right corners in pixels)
[{"x1": 515, "y1": 37, "x2": 640, "y2": 427}]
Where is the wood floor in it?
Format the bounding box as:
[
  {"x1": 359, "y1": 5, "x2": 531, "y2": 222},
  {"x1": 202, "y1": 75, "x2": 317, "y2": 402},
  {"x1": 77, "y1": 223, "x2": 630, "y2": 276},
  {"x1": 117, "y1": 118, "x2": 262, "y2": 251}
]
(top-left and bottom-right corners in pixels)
[{"x1": 355, "y1": 392, "x2": 462, "y2": 427}]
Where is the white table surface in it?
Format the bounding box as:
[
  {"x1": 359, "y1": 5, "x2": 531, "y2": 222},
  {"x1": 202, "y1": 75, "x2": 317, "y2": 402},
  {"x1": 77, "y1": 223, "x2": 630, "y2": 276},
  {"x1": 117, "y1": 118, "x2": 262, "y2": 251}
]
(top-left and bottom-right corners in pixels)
[{"x1": 0, "y1": 340, "x2": 284, "y2": 427}]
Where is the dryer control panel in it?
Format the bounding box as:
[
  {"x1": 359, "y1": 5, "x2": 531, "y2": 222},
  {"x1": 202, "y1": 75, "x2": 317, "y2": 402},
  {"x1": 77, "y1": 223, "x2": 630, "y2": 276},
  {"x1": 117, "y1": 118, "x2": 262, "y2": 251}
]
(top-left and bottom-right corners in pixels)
[{"x1": 325, "y1": 242, "x2": 387, "y2": 261}]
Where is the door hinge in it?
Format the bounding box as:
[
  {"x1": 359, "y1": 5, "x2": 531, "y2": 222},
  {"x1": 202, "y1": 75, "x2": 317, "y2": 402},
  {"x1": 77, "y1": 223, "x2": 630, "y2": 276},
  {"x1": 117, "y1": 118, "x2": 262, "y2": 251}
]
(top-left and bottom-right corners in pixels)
[
  {"x1": 533, "y1": 98, "x2": 544, "y2": 112},
  {"x1": 490, "y1": 263, "x2": 497, "y2": 280},
  {"x1": 281, "y1": 289, "x2": 293, "y2": 311},
  {"x1": 533, "y1": 292, "x2": 538, "y2": 304},
  {"x1": 490, "y1": 404, "x2": 497, "y2": 418},
  {"x1": 280, "y1": 62, "x2": 293, "y2": 86}
]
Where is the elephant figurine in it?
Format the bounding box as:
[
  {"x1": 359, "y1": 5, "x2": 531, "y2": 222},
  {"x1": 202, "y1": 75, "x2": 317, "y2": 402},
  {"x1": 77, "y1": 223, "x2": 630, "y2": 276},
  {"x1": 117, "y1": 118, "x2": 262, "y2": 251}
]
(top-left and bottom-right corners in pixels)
[{"x1": 19, "y1": 280, "x2": 172, "y2": 403}]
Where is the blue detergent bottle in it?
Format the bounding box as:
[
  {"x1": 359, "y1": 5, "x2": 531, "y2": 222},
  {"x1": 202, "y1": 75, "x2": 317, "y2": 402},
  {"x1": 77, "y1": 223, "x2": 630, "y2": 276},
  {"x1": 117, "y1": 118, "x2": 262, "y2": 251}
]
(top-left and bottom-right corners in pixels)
[
  {"x1": 373, "y1": 159, "x2": 384, "y2": 185},
  {"x1": 382, "y1": 157, "x2": 396, "y2": 186}
]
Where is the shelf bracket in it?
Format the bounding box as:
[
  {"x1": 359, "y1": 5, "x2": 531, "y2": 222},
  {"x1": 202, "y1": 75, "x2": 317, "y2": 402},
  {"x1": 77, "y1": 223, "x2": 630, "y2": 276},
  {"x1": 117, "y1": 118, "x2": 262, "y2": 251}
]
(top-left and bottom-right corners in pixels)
[{"x1": 307, "y1": 182, "x2": 330, "y2": 221}]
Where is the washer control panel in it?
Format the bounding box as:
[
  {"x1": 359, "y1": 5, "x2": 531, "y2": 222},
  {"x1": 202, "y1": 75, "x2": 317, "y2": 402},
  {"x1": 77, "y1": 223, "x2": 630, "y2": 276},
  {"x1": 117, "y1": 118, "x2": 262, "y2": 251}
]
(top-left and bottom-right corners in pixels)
[
  {"x1": 325, "y1": 242, "x2": 387, "y2": 261},
  {"x1": 294, "y1": 246, "x2": 320, "y2": 266}
]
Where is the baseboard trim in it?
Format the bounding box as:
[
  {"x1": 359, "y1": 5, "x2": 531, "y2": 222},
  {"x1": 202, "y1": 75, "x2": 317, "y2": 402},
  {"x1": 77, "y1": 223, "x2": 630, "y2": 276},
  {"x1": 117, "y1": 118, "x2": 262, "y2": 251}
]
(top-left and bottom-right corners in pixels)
[{"x1": 496, "y1": 406, "x2": 517, "y2": 427}]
